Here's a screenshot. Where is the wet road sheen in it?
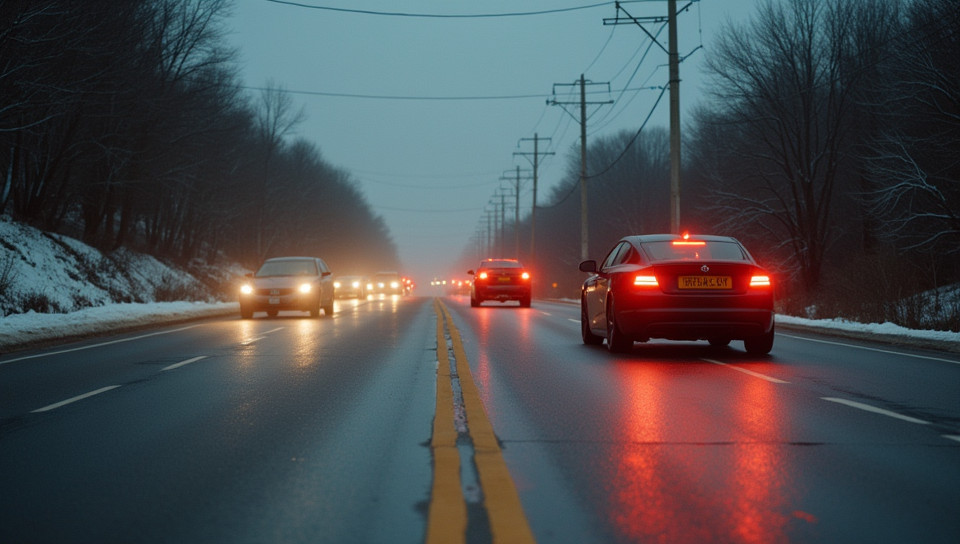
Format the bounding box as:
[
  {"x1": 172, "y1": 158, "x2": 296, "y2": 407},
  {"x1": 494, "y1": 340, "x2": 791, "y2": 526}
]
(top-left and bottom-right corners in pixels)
[{"x1": 1, "y1": 295, "x2": 958, "y2": 543}]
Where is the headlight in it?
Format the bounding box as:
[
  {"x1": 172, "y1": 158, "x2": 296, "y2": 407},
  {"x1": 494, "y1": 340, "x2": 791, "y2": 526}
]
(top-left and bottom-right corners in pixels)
[
  {"x1": 334, "y1": 281, "x2": 342, "y2": 289},
  {"x1": 241, "y1": 284, "x2": 253, "y2": 295},
  {"x1": 299, "y1": 283, "x2": 312, "y2": 294},
  {"x1": 390, "y1": 281, "x2": 400, "y2": 289},
  {"x1": 351, "y1": 281, "x2": 360, "y2": 288}
]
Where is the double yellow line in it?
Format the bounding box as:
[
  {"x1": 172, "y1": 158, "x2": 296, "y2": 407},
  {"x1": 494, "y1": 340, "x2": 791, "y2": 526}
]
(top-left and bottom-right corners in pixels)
[{"x1": 427, "y1": 299, "x2": 536, "y2": 544}]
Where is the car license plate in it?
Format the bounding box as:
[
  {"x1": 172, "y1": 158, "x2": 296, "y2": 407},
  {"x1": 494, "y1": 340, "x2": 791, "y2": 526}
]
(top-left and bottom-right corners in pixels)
[
  {"x1": 678, "y1": 276, "x2": 732, "y2": 289},
  {"x1": 498, "y1": 276, "x2": 511, "y2": 283},
  {"x1": 269, "y1": 297, "x2": 281, "y2": 304}
]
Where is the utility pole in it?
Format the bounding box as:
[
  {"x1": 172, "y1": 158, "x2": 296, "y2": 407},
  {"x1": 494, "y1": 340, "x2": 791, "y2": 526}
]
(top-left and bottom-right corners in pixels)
[
  {"x1": 549, "y1": 75, "x2": 612, "y2": 260},
  {"x1": 605, "y1": 0, "x2": 684, "y2": 234},
  {"x1": 500, "y1": 167, "x2": 531, "y2": 258},
  {"x1": 515, "y1": 133, "x2": 554, "y2": 264}
]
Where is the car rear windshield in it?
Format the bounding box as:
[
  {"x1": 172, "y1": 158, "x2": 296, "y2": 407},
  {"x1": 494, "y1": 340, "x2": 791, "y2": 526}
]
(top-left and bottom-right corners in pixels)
[
  {"x1": 641, "y1": 240, "x2": 747, "y2": 262},
  {"x1": 257, "y1": 260, "x2": 317, "y2": 276},
  {"x1": 481, "y1": 260, "x2": 522, "y2": 269}
]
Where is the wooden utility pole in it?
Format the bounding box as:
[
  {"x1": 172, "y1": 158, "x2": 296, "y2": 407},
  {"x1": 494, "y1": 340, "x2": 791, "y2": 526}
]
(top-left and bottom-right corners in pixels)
[
  {"x1": 605, "y1": 0, "x2": 685, "y2": 234},
  {"x1": 515, "y1": 134, "x2": 554, "y2": 263},
  {"x1": 549, "y1": 76, "x2": 612, "y2": 261}
]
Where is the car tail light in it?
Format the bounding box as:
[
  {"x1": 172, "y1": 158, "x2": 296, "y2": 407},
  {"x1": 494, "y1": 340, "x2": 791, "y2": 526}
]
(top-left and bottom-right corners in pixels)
[
  {"x1": 299, "y1": 283, "x2": 312, "y2": 293},
  {"x1": 478, "y1": 272, "x2": 488, "y2": 280},
  {"x1": 749, "y1": 275, "x2": 771, "y2": 287},
  {"x1": 521, "y1": 271, "x2": 530, "y2": 280},
  {"x1": 634, "y1": 275, "x2": 659, "y2": 287}
]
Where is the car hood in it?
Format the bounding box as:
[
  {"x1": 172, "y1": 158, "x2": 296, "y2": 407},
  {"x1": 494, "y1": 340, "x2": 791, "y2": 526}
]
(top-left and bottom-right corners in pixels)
[{"x1": 252, "y1": 276, "x2": 316, "y2": 288}]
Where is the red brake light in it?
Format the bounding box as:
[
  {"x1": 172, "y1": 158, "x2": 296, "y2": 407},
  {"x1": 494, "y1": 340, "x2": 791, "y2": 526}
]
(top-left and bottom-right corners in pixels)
[
  {"x1": 672, "y1": 240, "x2": 706, "y2": 246},
  {"x1": 634, "y1": 275, "x2": 659, "y2": 287},
  {"x1": 750, "y1": 275, "x2": 771, "y2": 287},
  {"x1": 521, "y1": 271, "x2": 530, "y2": 280},
  {"x1": 478, "y1": 272, "x2": 488, "y2": 280}
]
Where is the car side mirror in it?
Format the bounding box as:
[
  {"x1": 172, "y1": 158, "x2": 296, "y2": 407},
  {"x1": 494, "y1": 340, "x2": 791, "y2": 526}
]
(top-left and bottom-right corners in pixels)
[
  {"x1": 322, "y1": 271, "x2": 332, "y2": 277},
  {"x1": 578, "y1": 260, "x2": 597, "y2": 273},
  {"x1": 467, "y1": 270, "x2": 475, "y2": 275}
]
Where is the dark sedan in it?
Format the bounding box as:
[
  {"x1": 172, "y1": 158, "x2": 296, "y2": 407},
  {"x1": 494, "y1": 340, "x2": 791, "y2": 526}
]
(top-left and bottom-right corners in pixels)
[
  {"x1": 239, "y1": 257, "x2": 335, "y2": 318},
  {"x1": 469, "y1": 259, "x2": 532, "y2": 307},
  {"x1": 579, "y1": 234, "x2": 774, "y2": 354}
]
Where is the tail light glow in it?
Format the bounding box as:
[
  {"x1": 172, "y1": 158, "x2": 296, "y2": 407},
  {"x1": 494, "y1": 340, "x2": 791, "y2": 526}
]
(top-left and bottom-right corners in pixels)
[
  {"x1": 634, "y1": 275, "x2": 659, "y2": 287},
  {"x1": 749, "y1": 275, "x2": 771, "y2": 287},
  {"x1": 478, "y1": 272, "x2": 488, "y2": 280},
  {"x1": 521, "y1": 272, "x2": 530, "y2": 280}
]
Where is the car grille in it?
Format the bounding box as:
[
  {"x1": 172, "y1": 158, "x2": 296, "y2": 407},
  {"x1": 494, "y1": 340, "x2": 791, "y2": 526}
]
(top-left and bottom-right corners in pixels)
[{"x1": 255, "y1": 288, "x2": 295, "y2": 296}]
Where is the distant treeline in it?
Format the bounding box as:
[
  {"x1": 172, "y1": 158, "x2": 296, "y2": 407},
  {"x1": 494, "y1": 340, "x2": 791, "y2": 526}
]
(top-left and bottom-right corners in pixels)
[
  {"x1": 473, "y1": 0, "x2": 959, "y2": 330},
  {"x1": 0, "y1": 0, "x2": 399, "y2": 275}
]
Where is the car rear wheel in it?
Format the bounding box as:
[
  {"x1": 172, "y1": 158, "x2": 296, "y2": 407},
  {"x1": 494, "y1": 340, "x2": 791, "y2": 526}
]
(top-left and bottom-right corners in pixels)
[
  {"x1": 266, "y1": 310, "x2": 278, "y2": 317},
  {"x1": 581, "y1": 299, "x2": 603, "y2": 346},
  {"x1": 605, "y1": 298, "x2": 632, "y2": 353},
  {"x1": 240, "y1": 305, "x2": 253, "y2": 319},
  {"x1": 743, "y1": 324, "x2": 775, "y2": 355},
  {"x1": 520, "y1": 295, "x2": 531, "y2": 308},
  {"x1": 470, "y1": 295, "x2": 481, "y2": 307},
  {"x1": 322, "y1": 298, "x2": 334, "y2": 317}
]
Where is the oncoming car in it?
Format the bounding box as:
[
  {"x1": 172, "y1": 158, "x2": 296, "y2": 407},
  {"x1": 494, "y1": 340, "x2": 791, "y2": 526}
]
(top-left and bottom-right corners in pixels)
[
  {"x1": 579, "y1": 234, "x2": 774, "y2": 354},
  {"x1": 239, "y1": 257, "x2": 335, "y2": 319},
  {"x1": 372, "y1": 271, "x2": 405, "y2": 295},
  {"x1": 468, "y1": 259, "x2": 532, "y2": 307},
  {"x1": 334, "y1": 275, "x2": 367, "y2": 299}
]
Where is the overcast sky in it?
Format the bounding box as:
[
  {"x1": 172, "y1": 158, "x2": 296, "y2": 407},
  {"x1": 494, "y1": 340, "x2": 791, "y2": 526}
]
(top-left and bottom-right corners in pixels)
[{"x1": 227, "y1": 0, "x2": 761, "y2": 283}]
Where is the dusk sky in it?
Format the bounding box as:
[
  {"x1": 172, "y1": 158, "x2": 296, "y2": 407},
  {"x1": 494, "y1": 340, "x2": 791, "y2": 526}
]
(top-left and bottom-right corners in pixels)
[{"x1": 227, "y1": 0, "x2": 761, "y2": 283}]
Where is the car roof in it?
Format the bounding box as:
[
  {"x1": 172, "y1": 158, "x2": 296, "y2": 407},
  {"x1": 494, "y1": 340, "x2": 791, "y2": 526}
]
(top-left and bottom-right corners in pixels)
[
  {"x1": 625, "y1": 234, "x2": 740, "y2": 244},
  {"x1": 265, "y1": 256, "x2": 317, "y2": 262}
]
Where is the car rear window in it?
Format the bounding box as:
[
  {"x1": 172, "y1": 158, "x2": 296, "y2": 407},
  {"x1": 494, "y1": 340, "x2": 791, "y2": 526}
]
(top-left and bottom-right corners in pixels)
[
  {"x1": 257, "y1": 260, "x2": 318, "y2": 276},
  {"x1": 641, "y1": 240, "x2": 747, "y2": 262},
  {"x1": 482, "y1": 260, "x2": 522, "y2": 269}
]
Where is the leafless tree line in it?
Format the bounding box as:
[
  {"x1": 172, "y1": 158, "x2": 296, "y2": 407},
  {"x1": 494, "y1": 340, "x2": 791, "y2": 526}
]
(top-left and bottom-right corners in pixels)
[
  {"x1": 0, "y1": 0, "x2": 398, "y2": 278},
  {"x1": 500, "y1": 0, "x2": 957, "y2": 329}
]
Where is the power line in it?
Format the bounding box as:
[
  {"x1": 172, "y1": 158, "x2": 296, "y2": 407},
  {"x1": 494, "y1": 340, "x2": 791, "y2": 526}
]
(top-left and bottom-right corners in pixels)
[{"x1": 262, "y1": 0, "x2": 616, "y2": 18}]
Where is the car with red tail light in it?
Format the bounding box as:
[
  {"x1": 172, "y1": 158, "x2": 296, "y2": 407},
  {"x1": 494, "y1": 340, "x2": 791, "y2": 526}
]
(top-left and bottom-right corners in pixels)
[
  {"x1": 579, "y1": 234, "x2": 774, "y2": 354},
  {"x1": 469, "y1": 259, "x2": 532, "y2": 307}
]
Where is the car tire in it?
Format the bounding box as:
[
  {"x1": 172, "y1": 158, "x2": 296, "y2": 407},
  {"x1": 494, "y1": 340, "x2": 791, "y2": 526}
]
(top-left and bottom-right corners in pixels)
[
  {"x1": 471, "y1": 295, "x2": 481, "y2": 307},
  {"x1": 240, "y1": 305, "x2": 253, "y2": 319},
  {"x1": 520, "y1": 295, "x2": 531, "y2": 308},
  {"x1": 743, "y1": 324, "x2": 775, "y2": 355},
  {"x1": 581, "y1": 299, "x2": 603, "y2": 346},
  {"x1": 323, "y1": 299, "x2": 334, "y2": 317},
  {"x1": 605, "y1": 298, "x2": 632, "y2": 353},
  {"x1": 709, "y1": 338, "x2": 731, "y2": 347},
  {"x1": 267, "y1": 310, "x2": 278, "y2": 317}
]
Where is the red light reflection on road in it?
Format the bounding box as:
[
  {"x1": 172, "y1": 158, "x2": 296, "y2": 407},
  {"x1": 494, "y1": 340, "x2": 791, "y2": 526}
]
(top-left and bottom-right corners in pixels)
[{"x1": 605, "y1": 361, "x2": 797, "y2": 543}]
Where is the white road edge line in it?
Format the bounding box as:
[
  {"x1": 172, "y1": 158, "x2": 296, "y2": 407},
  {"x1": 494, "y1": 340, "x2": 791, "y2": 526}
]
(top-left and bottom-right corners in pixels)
[
  {"x1": 162, "y1": 355, "x2": 207, "y2": 371},
  {"x1": 263, "y1": 327, "x2": 285, "y2": 335},
  {"x1": 778, "y1": 333, "x2": 960, "y2": 365},
  {"x1": 702, "y1": 359, "x2": 790, "y2": 384},
  {"x1": 1, "y1": 325, "x2": 202, "y2": 365},
  {"x1": 942, "y1": 435, "x2": 960, "y2": 444},
  {"x1": 567, "y1": 319, "x2": 579, "y2": 324},
  {"x1": 31, "y1": 385, "x2": 121, "y2": 413},
  {"x1": 821, "y1": 397, "x2": 930, "y2": 425}
]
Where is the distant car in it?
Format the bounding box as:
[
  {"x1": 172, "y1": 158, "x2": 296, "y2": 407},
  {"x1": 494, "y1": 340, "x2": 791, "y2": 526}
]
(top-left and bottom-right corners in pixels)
[
  {"x1": 579, "y1": 234, "x2": 774, "y2": 354},
  {"x1": 372, "y1": 271, "x2": 403, "y2": 295},
  {"x1": 239, "y1": 257, "x2": 335, "y2": 318},
  {"x1": 469, "y1": 259, "x2": 532, "y2": 307},
  {"x1": 334, "y1": 275, "x2": 367, "y2": 299}
]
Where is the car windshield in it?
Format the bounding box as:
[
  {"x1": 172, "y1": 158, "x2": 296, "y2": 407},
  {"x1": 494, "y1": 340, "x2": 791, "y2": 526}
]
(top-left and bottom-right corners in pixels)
[
  {"x1": 641, "y1": 240, "x2": 747, "y2": 262},
  {"x1": 256, "y1": 260, "x2": 317, "y2": 277}
]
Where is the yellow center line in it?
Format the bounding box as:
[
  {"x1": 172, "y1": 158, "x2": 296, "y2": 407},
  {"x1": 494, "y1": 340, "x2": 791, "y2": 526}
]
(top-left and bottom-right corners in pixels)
[
  {"x1": 426, "y1": 300, "x2": 467, "y2": 544},
  {"x1": 428, "y1": 299, "x2": 537, "y2": 544}
]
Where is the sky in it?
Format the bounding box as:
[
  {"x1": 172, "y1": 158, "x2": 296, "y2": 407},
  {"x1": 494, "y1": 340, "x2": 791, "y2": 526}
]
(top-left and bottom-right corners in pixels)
[{"x1": 226, "y1": 0, "x2": 762, "y2": 283}]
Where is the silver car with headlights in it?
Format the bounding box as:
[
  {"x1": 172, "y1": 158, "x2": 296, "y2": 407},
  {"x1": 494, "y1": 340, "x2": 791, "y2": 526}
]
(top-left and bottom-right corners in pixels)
[{"x1": 239, "y1": 257, "x2": 334, "y2": 318}]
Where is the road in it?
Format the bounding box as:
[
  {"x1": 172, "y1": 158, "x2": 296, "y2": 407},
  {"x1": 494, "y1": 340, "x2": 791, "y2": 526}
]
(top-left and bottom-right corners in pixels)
[{"x1": 1, "y1": 295, "x2": 958, "y2": 543}]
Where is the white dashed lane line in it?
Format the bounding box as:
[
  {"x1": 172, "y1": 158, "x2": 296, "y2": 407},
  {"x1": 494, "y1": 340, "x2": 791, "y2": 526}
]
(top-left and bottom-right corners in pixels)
[
  {"x1": 821, "y1": 397, "x2": 930, "y2": 425},
  {"x1": 162, "y1": 356, "x2": 208, "y2": 372},
  {"x1": 31, "y1": 385, "x2": 121, "y2": 413},
  {"x1": 702, "y1": 358, "x2": 790, "y2": 384}
]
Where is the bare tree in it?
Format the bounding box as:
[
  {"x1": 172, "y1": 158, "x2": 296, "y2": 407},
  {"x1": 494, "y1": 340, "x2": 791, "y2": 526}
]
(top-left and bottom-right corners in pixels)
[
  {"x1": 697, "y1": 0, "x2": 900, "y2": 295},
  {"x1": 862, "y1": 0, "x2": 960, "y2": 255}
]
